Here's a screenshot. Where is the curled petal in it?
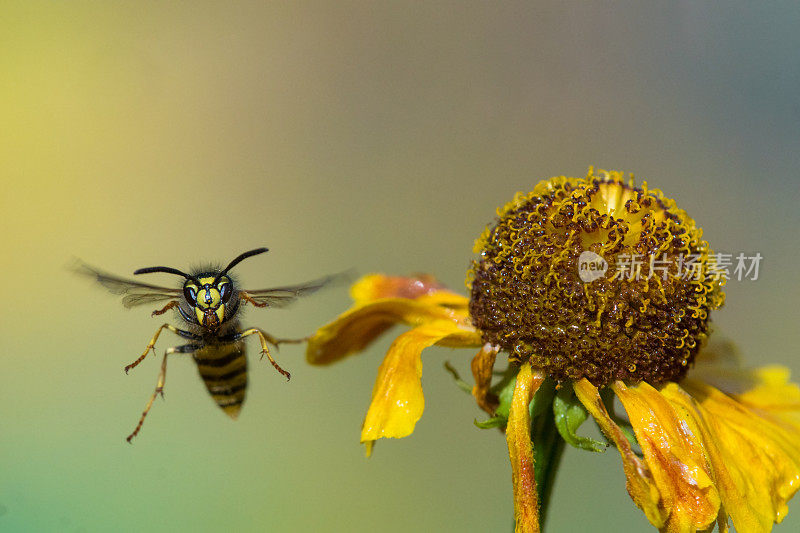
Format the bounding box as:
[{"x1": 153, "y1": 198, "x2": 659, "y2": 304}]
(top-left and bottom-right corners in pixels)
[
  {"x1": 471, "y1": 343, "x2": 500, "y2": 415},
  {"x1": 360, "y1": 320, "x2": 479, "y2": 454},
  {"x1": 580, "y1": 341, "x2": 800, "y2": 533},
  {"x1": 506, "y1": 362, "x2": 545, "y2": 533},
  {"x1": 307, "y1": 300, "x2": 418, "y2": 365},
  {"x1": 307, "y1": 274, "x2": 475, "y2": 365},
  {"x1": 573, "y1": 379, "x2": 666, "y2": 528},
  {"x1": 613, "y1": 382, "x2": 720, "y2": 532}
]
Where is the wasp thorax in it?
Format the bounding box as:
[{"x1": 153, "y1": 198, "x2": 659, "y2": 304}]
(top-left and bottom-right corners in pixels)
[{"x1": 468, "y1": 169, "x2": 725, "y2": 386}]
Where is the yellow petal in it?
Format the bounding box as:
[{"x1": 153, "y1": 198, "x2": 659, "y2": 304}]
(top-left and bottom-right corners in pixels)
[
  {"x1": 688, "y1": 341, "x2": 800, "y2": 528},
  {"x1": 307, "y1": 275, "x2": 475, "y2": 365},
  {"x1": 692, "y1": 342, "x2": 800, "y2": 411},
  {"x1": 471, "y1": 343, "x2": 500, "y2": 415},
  {"x1": 690, "y1": 339, "x2": 800, "y2": 416},
  {"x1": 678, "y1": 378, "x2": 800, "y2": 532},
  {"x1": 360, "y1": 320, "x2": 477, "y2": 452},
  {"x1": 733, "y1": 366, "x2": 800, "y2": 420},
  {"x1": 573, "y1": 378, "x2": 666, "y2": 528},
  {"x1": 659, "y1": 385, "x2": 755, "y2": 532},
  {"x1": 506, "y1": 362, "x2": 544, "y2": 533},
  {"x1": 613, "y1": 381, "x2": 720, "y2": 532},
  {"x1": 306, "y1": 297, "x2": 474, "y2": 365},
  {"x1": 307, "y1": 300, "x2": 413, "y2": 365},
  {"x1": 351, "y1": 273, "x2": 456, "y2": 302}
]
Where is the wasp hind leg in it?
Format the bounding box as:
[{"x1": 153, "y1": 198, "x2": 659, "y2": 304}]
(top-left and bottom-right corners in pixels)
[
  {"x1": 234, "y1": 328, "x2": 292, "y2": 380},
  {"x1": 125, "y1": 323, "x2": 200, "y2": 374},
  {"x1": 126, "y1": 343, "x2": 198, "y2": 443}
]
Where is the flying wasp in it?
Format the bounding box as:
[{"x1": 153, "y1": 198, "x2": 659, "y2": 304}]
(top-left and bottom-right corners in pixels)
[{"x1": 77, "y1": 247, "x2": 339, "y2": 442}]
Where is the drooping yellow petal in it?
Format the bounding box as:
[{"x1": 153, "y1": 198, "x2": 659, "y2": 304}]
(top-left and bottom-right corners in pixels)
[
  {"x1": 360, "y1": 320, "x2": 479, "y2": 454},
  {"x1": 692, "y1": 341, "x2": 800, "y2": 414},
  {"x1": 471, "y1": 343, "x2": 500, "y2": 415},
  {"x1": 677, "y1": 378, "x2": 800, "y2": 532},
  {"x1": 681, "y1": 341, "x2": 800, "y2": 530},
  {"x1": 690, "y1": 340, "x2": 800, "y2": 419},
  {"x1": 573, "y1": 378, "x2": 666, "y2": 528},
  {"x1": 307, "y1": 274, "x2": 476, "y2": 365},
  {"x1": 660, "y1": 384, "x2": 757, "y2": 532},
  {"x1": 721, "y1": 366, "x2": 800, "y2": 429},
  {"x1": 613, "y1": 381, "x2": 720, "y2": 532},
  {"x1": 352, "y1": 273, "x2": 454, "y2": 302},
  {"x1": 506, "y1": 362, "x2": 545, "y2": 533}
]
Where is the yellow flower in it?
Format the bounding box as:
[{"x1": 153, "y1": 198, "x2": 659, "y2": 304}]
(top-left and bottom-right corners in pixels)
[
  {"x1": 307, "y1": 169, "x2": 800, "y2": 532},
  {"x1": 306, "y1": 273, "x2": 483, "y2": 455}
]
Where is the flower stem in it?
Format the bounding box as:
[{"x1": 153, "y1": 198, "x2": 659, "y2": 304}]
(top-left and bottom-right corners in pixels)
[{"x1": 531, "y1": 391, "x2": 565, "y2": 531}]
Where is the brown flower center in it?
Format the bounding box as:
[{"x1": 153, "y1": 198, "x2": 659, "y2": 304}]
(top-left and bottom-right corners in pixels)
[{"x1": 468, "y1": 170, "x2": 725, "y2": 386}]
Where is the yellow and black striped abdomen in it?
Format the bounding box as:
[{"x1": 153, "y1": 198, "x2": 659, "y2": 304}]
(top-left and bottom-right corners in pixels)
[{"x1": 193, "y1": 340, "x2": 248, "y2": 419}]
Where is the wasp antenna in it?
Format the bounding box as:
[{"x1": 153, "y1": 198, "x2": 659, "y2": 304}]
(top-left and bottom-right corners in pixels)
[
  {"x1": 134, "y1": 266, "x2": 199, "y2": 284},
  {"x1": 214, "y1": 247, "x2": 269, "y2": 283}
]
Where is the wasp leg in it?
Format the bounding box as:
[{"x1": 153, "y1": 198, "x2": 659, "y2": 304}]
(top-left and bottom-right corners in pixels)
[
  {"x1": 272, "y1": 336, "x2": 308, "y2": 345},
  {"x1": 151, "y1": 301, "x2": 180, "y2": 317},
  {"x1": 239, "y1": 291, "x2": 267, "y2": 308},
  {"x1": 126, "y1": 343, "x2": 198, "y2": 443},
  {"x1": 234, "y1": 328, "x2": 291, "y2": 380},
  {"x1": 125, "y1": 324, "x2": 200, "y2": 374}
]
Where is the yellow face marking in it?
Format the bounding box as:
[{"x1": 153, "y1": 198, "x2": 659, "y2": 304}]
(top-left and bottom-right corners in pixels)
[
  {"x1": 195, "y1": 304, "x2": 226, "y2": 328},
  {"x1": 196, "y1": 287, "x2": 222, "y2": 309},
  {"x1": 189, "y1": 276, "x2": 229, "y2": 327}
]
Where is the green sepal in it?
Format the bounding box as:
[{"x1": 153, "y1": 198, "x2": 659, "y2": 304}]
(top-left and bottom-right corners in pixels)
[
  {"x1": 553, "y1": 385, "x2": 607, "y2": 452},
  {"x1": 473, "y1": 416, "x2": 506, "y2": 429},
  {"x1": 474, "y1": 370, "x2": 516, "y2": 429},
  {"x1": 443, "y1": 361, "x2": 473, "y2": 394},
  {"x1": 491, "y1": 365, "x2": 519, "y2": 419},
  {"x1": 530, "y1": 377, "x2": 556, "y2": 419}
]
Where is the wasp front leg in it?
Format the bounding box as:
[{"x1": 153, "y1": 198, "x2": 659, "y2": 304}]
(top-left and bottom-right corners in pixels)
[
  {"x1": 126, "y1": 343, "x2": 198, "y2": 443},
  {"x1": 151, "y1": 301, "x2": 180, "y2": 317},
  {"x1": 234, "y1": 328, "x2": 292, "y2": 380},
  {"x1": 239, "y1": 291, "x2": 266, "y2": 308},
  {"x1": 125, "y1": 323, "x2": 200, "y2": 374}
]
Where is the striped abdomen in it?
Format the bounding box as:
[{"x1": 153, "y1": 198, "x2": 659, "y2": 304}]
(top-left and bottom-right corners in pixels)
[{"x1": 193, "y1": 340, "x2": 248, "y2": 419}]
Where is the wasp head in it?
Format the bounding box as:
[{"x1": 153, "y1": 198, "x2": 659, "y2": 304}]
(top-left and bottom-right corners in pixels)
[{"x1": 183, "y1": 275, "x2": 234, "y2": 329}]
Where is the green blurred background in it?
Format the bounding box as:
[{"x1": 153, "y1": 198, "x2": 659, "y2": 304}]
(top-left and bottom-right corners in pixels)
[{"x1": 1, "y1": 2, "x2": 798, "y2": 532}]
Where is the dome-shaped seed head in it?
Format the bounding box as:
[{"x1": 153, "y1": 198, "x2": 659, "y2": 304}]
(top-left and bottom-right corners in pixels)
[{"x1": 468, "y1": 169, "x2": 726, "y2": 386}]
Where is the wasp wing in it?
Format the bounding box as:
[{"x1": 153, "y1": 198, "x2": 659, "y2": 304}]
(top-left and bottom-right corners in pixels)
[
  {"x1": 74, "y1": 262, "x2": 182, "y2": 308},
  {"x1": 242, "y1": 271, "x2": 351, "y2": 308}
]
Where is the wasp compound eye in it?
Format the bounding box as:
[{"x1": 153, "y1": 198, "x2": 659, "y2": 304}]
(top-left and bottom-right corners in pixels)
[
  {"x1": 220, "y1": 282, "x2": 232, "y2": 303},
  {"x1": 184, "y1": 285, "x2": 197, "y2": 305}
]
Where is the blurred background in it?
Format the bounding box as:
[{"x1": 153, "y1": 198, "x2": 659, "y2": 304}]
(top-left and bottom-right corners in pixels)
[{"x1": 1, "y1": 2, "x2": 798, "y2": 531}]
